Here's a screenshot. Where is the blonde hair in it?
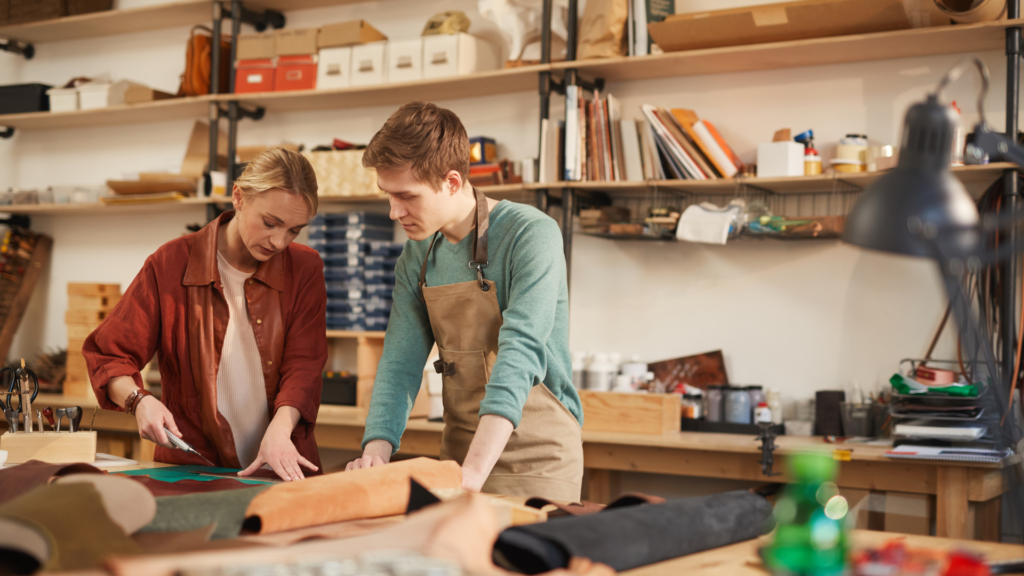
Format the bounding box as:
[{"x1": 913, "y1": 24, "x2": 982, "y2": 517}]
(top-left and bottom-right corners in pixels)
[{"x1": 234, "y1": 147, "x2": 318, "y2": 215}]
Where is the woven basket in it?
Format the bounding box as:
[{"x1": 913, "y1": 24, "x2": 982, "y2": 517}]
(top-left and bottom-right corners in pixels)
[
  {"x1": 8, "y1": 0, "x2": 64, "y2": 24},
  {"x1": 66, "y1": 0, "x2": 112, "y2": 16},
  {"x1": 303, "y1": 150, "x2": 382, "y2": 198}
]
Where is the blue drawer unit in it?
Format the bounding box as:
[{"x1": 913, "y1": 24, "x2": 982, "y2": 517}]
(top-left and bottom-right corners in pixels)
[
  {"x1": 323, "y1": 266, "x2": 363, "y2": 281},
  {"x1": 367, "y1": 240, "x2": 404, "y2": 257},
  {"x1": 327, "y1": 298, "x2": 393, "y2": 315},
  {"x1": 365, "y1": 316, "x2": 389, "y2": 331},
  {"x1": 364, "y1": 255, "x2": 399, "y2": 270},
  {"x1": 364, "y1": 269, "x2": 397, "y2": 284},
  {"x1": 313, "y1": 211, "x2": 392, "y2": 228},
  {"x1": 322, "y1": 253, "x2": 363, "y2": 267},
  {"x1": 326, "y1": 279, "x2": 364, "y2": 299}
]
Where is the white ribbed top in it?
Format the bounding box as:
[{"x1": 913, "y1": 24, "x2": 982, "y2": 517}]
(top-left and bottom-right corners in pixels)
[{"x1": 216, "y1": 251, "x2": 270, "y2": 468}]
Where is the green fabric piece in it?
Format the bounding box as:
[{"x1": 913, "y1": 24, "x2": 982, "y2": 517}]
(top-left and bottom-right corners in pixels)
[
  {"x1": 138, "y1": 486, "x2": 268, "y2": 540},
  {"x1": 889, "y1": 373, "x2": 979, "y2": 397},
  {"x1": 363, "y1": 201, "x2": 582, "y2": 453},
  {"x1": 0, "y1": 482, "x2": 141, "y2": 571},
  {"x1": 116, "y1": 465, "x2": 269, "y2": 485}
]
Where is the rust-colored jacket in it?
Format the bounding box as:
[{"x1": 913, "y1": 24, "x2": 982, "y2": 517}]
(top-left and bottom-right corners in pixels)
[{"x1": 84, "y1": 211, "x2": 328, "y2": 470}]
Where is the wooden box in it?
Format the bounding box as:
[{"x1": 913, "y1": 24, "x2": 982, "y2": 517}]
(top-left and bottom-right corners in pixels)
[
  {"x1": 68, "y1": 294, "x2": 120, "y2": 310},
  {"x1": 0, "y1": 431, "x2": 97, "y2": 464},
  {"x1": 65, "y1": 309, "x2": 108, "y2": 324},
  {"x1": 579, "y1": 390, "x2": 682, "y2": 435},
  {"x1": 68, "y1": 283, "x2": 120, "y2": 297}
]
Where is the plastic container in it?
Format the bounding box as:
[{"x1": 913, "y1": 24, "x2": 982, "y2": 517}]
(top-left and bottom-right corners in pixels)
[
  {"x1": 705, "y1": 385, "x2": 725, "y2": 422},
  {"x1": 746, "y1": 385, "x2": 766, "y2": 412},
  {"x1": 682, "y1": 393, "x2": 704, "y2": 419},
  {"x1": 725, "y1": 387, "x2": 752, "y2": 425},
  {"x1": 571, "y1": 351, "x2": 587, "y2": 390},
  {"x1": 755, "y1": 402, "x2": 772, "y2": 423},
  {"x1": 766, "y1": 387, "x2": 783, "y2": 425},
  {"x1": 586, "y1": 353, "x2": 613, "y2": 392},
  {"x1": 0, "y1": 83, "x2": 52, "y2": 114}
]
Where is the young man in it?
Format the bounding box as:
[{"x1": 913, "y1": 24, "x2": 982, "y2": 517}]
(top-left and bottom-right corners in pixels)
[{"x1": 346, "y1": 102, "x2": 584, "y2": 501}]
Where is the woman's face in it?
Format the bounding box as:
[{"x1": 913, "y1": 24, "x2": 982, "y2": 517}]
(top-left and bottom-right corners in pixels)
[{"x1": 233, "y1": 187, "x2": 311, "y2": 262}]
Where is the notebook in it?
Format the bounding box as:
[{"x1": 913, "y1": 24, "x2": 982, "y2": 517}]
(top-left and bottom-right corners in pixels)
[{"x1": 885, "y1": 445, "x2": 1012, "y2": 463}]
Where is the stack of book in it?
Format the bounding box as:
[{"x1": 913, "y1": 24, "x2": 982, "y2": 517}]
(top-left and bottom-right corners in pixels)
[{"x1": 307, "y1": 212, "x2": 401, "y2": 332}]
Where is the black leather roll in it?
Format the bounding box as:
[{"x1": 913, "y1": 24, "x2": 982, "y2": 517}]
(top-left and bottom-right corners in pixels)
[{"x1": 493, "y1": 490, "x2": 774, "y2": 573}]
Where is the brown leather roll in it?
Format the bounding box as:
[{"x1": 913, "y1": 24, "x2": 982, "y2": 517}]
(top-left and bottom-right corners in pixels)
[{"x1": 242, "y1": 457, "x2": 462, "y2": 534}]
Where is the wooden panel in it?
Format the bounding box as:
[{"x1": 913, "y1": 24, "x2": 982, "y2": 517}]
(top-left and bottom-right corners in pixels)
[
  {"x1": 579, "y1": 390, "x2": 681, "y2": 435},
  {"x1": 0, "y1": 431, "x2": 96, "y2": 464},
  {"x1": 65, "y1": 309, "x2": 108, "y2": 324},
  {"x1": 974, "y1": 497, "x2": 1002, "y2": 542},
  {"x1": 0, "y1": 0, "x2": 212, "y2": 43},
  {"x1": 883, "y1": 492, "x2": 933, "y2": 536},
  {"x1": 559, "y1": 19, "x2": 1018, "y2": 83},
  {"x1": 67, "y1": 338, "x2": 84, "y2": 354},
  {"x1": 65, "y1": 350, "x2": 88, "y2": 375},
  {"x1": 0, "y1": 235, "x2": 51, "y2": 362},
  {"x1": 62, "y1": 374, "x2": 92, "y2": 398},
  {"x1": 585, "y1": 469, "x2": 620, "y2": 504},
  {"x1": 968, "y1": 468, "x2": 1008, "y2": 502},
  {"x1": 3, "y1": 198, "x2": 226, "y2": 215},
  {"x1": 68, "y1": 294, "x2": 121, "y2": 310},
  {"x1": 936, "y1": 467, "x2": 970, "y2": 539},
  {"x1": 67, "y1": 323, "x2": 101, "y2": 339}
]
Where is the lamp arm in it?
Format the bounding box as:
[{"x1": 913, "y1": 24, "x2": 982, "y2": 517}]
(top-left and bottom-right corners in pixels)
[{"x1": 970, "y1": 122, "x2": 1024, "y2": 166}]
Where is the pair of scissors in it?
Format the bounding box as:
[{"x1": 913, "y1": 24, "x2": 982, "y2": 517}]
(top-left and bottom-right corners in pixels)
[{"x1": 0, "y1": 363, "x2": 39, "y2": 432}]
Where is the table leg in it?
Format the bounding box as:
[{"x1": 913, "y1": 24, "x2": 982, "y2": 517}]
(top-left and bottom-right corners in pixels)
[
  {"x1": 587, "y1": 469, "x2": 616, "y2": 504},
  {"x1": 974, "y1": 497, "x2": 1002, "y2": 542},
  {"x1": 936, "y1": 467, "x2": 970, "y2": 539}
]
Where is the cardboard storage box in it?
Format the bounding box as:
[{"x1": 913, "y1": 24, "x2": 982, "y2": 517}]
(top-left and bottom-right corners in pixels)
[
  {"x1": 123, "y1": 84, "x2": 174, "y2": 104},
  {"x1": 648, "y1": 0, "x2": 945, "y2": 53},
  {"x1": 46, "y1": 87, "x2": 78, "y2": 113},
  {"x1": 386, "y1": 39, "x2": 424, "y2": 84},
  {"x1": 350, "y1": 42, "x2": 387, "y2": 87},
  {"x1": 275, "y1": 28, "x2": 319, "y2": 56},
  {"x1": 422, "y1": 33, "x2": 499, "y2": 80},
  {"x1": 757, "y1": 141, "x2": 805, "y2": 178},
  {"x1": 317, "y1": 46, "x2": 353, "y2": 90},
  {"x1": 237, "y1": 32, "x2": 276, "y2": 60},
  {"x1": 236, "y1": 59, "x2": 275, "y2": 93},
  {"x1": 319, "y1": 20, "x2": 388, "y2": 48},
  {"x1": 303, "y1": 150, "x2": 380, "y2": 197},
  {"x1": 275, "y1": 55, "x2": 317, "y2": 91}
]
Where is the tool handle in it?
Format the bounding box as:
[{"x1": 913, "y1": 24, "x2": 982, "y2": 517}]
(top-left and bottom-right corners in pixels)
[{"x1": 164, "y1": 426, "x2": 195, "y2": 452}]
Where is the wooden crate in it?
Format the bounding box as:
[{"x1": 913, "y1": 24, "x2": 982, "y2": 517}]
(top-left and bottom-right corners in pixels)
[
  {"x1": 68, "y1": 283, "x2": 120, "y2": 297},
  {"x1": 63, "y1": 373, "x2": 95, "y2": 399},
  {"x1": 579, "y1": 390, "x2": 682, "y2": 435},
  {"x1": 65, "y1": 309, "x2": 109, "y2": 324},
  {"x1": 0, "y1": 431, "x2": 97, "y2": 464},
  {"x1": 67, "y1": 323, "x2": 101, "y2": 340},
  {"x1": 68, "y1": 294, "x2": 121, "y2": 310}
]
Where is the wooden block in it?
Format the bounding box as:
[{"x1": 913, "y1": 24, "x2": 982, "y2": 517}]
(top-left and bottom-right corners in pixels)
[
  {"x1": 67, "y1": 323, "x2": 101, "y2": 340},
  {"x1": 884, "y1": 492, "x2": 933, "y2": 536},
  {"x1": 0, "y1": 431, "x2": 97, "y2": 464},
  {"x1": 355, "y1": 336, "x2": 384, "y2": 378},
  {"x1": 937, "y1": 467, "x2": 970, "y2": 538},
  {"x1": 67, "y1": 338, "x2": 84, "y2": 354},
  {"x1": 68, "y1": 294, "x2": 121, "y2": 311},
  {"x1": 63, "y1": 374, "x2": 96, "y2": 401},
  {"x1": 65, "y1": 309, "x2": 108, "y2": 324},
  {"x1": 579, "y1": 390, "x2": 682, "y2": 435},
  {"x1": 68, "y1": 283, "x2": 121, "y2": 297},
  {"x1": 66, "y1": 351, "x2": 88, "y2": 375}
]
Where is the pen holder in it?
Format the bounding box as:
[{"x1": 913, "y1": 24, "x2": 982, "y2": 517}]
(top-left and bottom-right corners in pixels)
[{"x1": 0, "y1": 431, "x2": 97, "y2": 464}]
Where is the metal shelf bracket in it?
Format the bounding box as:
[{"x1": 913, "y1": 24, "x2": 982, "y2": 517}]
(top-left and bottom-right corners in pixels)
[
  {"x1": 0, "y1": 127, "x2": 13, "y2": 139},
  {"x1": 0, "y1": 40, "x2": 34, "y2": 60}
]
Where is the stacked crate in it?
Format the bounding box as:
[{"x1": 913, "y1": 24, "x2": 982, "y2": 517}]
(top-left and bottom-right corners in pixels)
[
  {"x1": 65, "y1": 283, "x2": 121, "y2": 399},
  {"x1": 308, "y1": 212, "x2": 402, "y2": 332}
]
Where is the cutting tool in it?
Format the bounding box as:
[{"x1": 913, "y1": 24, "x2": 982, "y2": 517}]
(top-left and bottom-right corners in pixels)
[
  {"x1": 0, "y1": 363, "x2": 37, "y2": 433},
  {"x1": 164, "y1": 427, "x2": 217, "y2": 467}
]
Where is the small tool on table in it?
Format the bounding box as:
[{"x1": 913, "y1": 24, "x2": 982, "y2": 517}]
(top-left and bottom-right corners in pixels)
[
  {"x1": 55, "y1": 408, "x2": 65, "y2": 433},
  {"x1": 42, "y1": 406, "x2": 54, "y2": 428},
  {"x1": 0, "y1": 362, "x2": 37, "y2": 433},
  {"x1": 164, "y1": 427, "x2": 216, "y2": 467},
  {"x1": 65, "y1": 407, "x2": 82, "y2": 433}
]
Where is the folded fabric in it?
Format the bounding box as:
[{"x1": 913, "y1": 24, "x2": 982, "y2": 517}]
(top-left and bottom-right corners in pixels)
[
  {"x1": 0, "y1": 482, "x2": 141, "y2": 572},
  {"x1": 138, "y1": 486, "x2": 268, "y2": 541},
  {"x1": 494, "y1": 490, "x2": 774, "y2": 573},
  {"x1": 243, "y1": 457, "x2": 462, "y2": 534},
  {"x1": 676, "y1": 203, "x2": 741, "y2": 245},
  {"x1": 0, "y1": 460, "x2": 103, "y2": 505}
]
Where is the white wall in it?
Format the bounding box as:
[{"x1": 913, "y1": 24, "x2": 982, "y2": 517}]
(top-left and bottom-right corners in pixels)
[{"x1": 1, "y1": 0, "x2": 1002, "y2": 413}]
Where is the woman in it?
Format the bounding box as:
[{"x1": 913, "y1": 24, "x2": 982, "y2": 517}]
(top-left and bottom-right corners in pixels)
[{"x1": 84, "y1": 148, "x2": 327, "y2": 481}]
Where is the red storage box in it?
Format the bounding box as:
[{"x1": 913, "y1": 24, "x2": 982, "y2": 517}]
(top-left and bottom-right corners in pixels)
[
  {"x1": 275, "y1": 55, "x2": 317, "y2": 91},
  {"x1": 235, "y1": 59, "x2": 275, "y2": 94}
]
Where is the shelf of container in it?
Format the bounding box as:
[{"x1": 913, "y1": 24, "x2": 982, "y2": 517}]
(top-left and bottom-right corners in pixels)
[
  {"x1": 0, "y1": 96, "x2": 215, "y2": 131},
  {"x1": 559, "y1": 19, "x2": 1023, "y2": 83},
  {"x1": 326, "y1": 330, "x2": 386, "y2": 339},
  {"x1": 540, "y1": 163, "x2": 1018, "y2": 198},
  {"x1": 219, "y1": 65, "x2": 546, "y2": 113}
]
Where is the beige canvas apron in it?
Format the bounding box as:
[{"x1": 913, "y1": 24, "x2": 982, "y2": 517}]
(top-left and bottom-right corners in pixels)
[{"x1": 418, "y1": 187, "x2": 584, "y2": 502}]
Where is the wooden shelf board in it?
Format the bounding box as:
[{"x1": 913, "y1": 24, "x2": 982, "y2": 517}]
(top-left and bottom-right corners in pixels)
[
  {"x1": 0, "y1": 0, "x2": 212, "y2": 44},
  {"x1": 0, "y1": 196, "x2": 229, "y2": 215},
  {"x1": 326, "y1": 330, "x2": 386, "y2": 339},
  {"x1": 560, "y1": 19, "x2": 1021, "y2": 83},
  {"x1": 317, "y1": 184, "x2": 537, "y2": 206},
  {"x1": 317, "y1": 404, "x2": 367, "y2": 426},
  {"x1": 0, "y1": 96, "x2": 214, "y2": 131},
  {"x1": 219, "y1": 65, "x2": 546, "y2": 113},
  {"x1": 245, "y1": 0, "x2": 381, "y2": 10}
]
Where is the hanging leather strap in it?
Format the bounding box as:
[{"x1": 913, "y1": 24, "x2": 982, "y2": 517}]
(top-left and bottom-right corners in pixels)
[{"x1": 419, "y1": 187, "x2": 490, "y2": 301}]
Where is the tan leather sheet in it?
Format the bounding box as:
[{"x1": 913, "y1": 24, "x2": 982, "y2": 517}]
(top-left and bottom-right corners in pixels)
[{"x1": 243, "y1": 457, "x2": 462, "y2": 534}]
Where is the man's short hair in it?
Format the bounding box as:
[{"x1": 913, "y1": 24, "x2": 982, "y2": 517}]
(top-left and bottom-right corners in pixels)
[{"x1": 362, "y1": 101, "x2": 471, "y2": 191}]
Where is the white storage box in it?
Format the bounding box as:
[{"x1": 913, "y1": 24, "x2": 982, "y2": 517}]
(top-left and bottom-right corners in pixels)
[
  {"x1": 756, "y1": 142, "x2": 805, "y2": 178},
  {"x1": 386, "y1": 39, "x2": 424, "y2": 84},
  {"x1": 350, "y1": 42, "x2": 387, "y2": 87},
  {"x1": 78, "y1": 81, "x2": 144, "y2": 110},
  {"x1": 46, "y1": 87, "x2": 79, "y2": 113},
  {"x1": 317, "y1": 46, "x2": 353, "y2": 90},
  {"x1": 422, "y1": 33, "x2": 499, "y2": 80}
]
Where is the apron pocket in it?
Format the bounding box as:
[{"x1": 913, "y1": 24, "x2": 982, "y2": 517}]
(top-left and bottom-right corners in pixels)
[{"x1": 438, "y1": 347, "x2": 489, "y2": 432}]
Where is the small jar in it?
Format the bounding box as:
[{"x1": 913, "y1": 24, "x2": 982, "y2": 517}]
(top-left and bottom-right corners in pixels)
[
  {"x1": 804, "y1": 147, "x2": 822, "y2": 175},
  {"x1": 682, "y1": 393, "x2": 704, "y2": 419},
  {"x1": 726, "y1": 387, "x2": 752, "y2": 425},
  {"x1": 755, "y1": 402, "x2": 772, "y2": 423},
  {"x1": 705, "y1": 385, "x2": 725, "y2": 422}
]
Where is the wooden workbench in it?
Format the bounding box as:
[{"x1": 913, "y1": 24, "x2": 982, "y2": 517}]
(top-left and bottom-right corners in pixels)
[{"x1": 30, "y1": 394, "x2": 1021, "y2": 542}]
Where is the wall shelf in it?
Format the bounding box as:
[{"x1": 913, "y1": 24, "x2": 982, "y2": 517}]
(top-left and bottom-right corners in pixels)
[
  {"x1": 0, "y1": 96, "x2": 215, "y2": 131},
  {"x1": 0, "y1": 196, "x2": 230, "y2": 215},
  {"x1": 561, "y1": 19, "x2": 1021, "y2": 83},
  {"x1": 0, "y1": 0, "x2": 212, "y2": 43}
]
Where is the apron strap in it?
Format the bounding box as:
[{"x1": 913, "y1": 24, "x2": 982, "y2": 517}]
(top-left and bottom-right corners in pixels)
[{"x1": 419, "y1": 187, "x2": 492, "y2": 302}]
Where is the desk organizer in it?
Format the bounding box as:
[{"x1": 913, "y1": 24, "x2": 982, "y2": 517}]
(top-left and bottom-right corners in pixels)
[
  {"x1": 0, "y1": 431, "x2": 97, "y2": 464},
  {"x1": 580, "y1": 390, "x2": 681, "y2": 435}
]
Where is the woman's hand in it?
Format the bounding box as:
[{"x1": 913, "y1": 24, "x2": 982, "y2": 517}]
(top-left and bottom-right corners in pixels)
[
  {"x1": 134, "y1": 396, "x2": 182, "y2": 448},
  {"x1": 345, "y1": 439, "x2": 392, "y2": 471},
  {"x1": 239, "y1": 406, "x2": 317, "y2": 481}
]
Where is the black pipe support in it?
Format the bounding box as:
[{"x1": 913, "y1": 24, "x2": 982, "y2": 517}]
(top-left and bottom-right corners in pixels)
[
  {"x1": 0, "y1": 127, "x2": 13, "y2": 139},
  {"x1": 0, "y1": 40, "x2": 33, "y2": 60}
]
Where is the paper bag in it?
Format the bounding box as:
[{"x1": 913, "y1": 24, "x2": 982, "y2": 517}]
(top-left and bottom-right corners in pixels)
[{"x1": 577, "y1": 0, "x2": 628, "y2": 60}]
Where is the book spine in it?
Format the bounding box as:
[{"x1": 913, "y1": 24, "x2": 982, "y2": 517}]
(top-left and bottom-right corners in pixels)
[
  {"x1": 564, "y1": 86, "x2": 579, "y2": 181},
  {"x1": 693, "y1": 121, "x2": 738, "y2": 178}
]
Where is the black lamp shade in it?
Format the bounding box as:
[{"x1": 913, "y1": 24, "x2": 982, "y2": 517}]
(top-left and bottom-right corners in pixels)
[{"x1": 843, "y1": 95, "x2": 979, "y2": 258}]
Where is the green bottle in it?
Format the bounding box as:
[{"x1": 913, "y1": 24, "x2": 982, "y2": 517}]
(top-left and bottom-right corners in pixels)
[{"x1": 763, "y1": 452, "x2": 849, "y2": 576}]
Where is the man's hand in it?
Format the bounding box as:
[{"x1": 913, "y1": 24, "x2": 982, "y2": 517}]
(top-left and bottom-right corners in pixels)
[
  {"x1": 239, "y1": 406, "x2": 318, "y2": 481},
  {"x1": 134, "y1": 396, "x2": 182, "y2": 448},
  {"x1": 461, "y1": 414, "x2": 514, "y2": 493},
  {"x1": 345, "y1": 439, "x2": 393, "y2": 471}
]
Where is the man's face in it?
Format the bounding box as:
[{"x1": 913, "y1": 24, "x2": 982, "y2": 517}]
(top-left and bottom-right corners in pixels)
[{"x1": 378, "y1": 167, "x2": 457, "y2": 241}]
